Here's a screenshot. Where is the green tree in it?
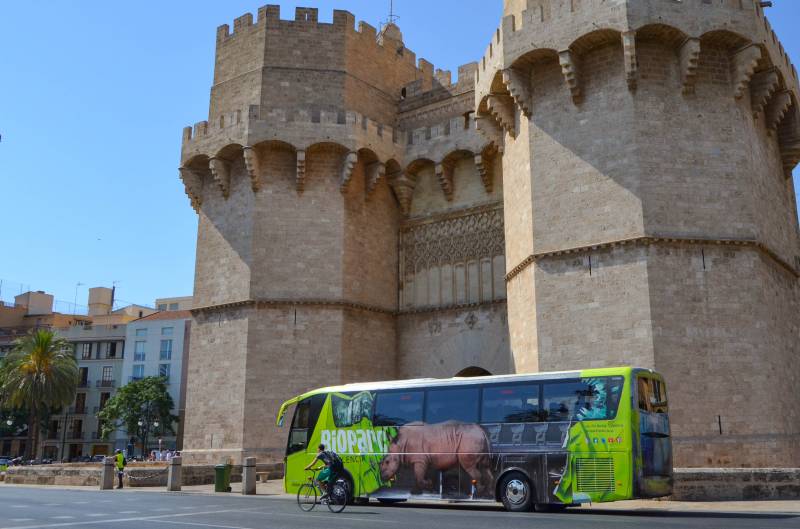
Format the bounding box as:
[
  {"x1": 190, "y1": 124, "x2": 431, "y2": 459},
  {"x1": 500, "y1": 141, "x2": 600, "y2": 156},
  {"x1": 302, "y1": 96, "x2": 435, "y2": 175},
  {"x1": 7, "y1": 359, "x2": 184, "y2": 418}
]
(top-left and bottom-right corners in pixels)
[
  {"x1": 97, "y1": 376, "x2": 177, "y2": 457},
  {"x1": 0, "y1": 329, "x2": 79, "y2": 459}
]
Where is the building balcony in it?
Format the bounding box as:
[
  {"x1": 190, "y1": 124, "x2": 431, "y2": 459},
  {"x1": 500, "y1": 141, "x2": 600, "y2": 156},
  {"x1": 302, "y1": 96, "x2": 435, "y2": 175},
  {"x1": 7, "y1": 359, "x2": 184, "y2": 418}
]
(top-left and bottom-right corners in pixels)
[
  {"x1": 96, "y1": 380, "x2": 115, "y2": 388},
  {"x1": 77, "y1": 380, "x2": 91, "y2": 389},
  {"x1": 68, "y1": 431, "x2": 84, "y2": 441},
  {"x1": 128, "y1": 376, "x2": 143, "y2": 383},
  {"x1": 93, "y1": 406, "x2": 104, "y2": 414},
  {"x1": 68, "y1": 406, "x2": 87, "y2": 415},
  {"x1": 91, "y1": 431, "x2": 104, "y2": 440}
]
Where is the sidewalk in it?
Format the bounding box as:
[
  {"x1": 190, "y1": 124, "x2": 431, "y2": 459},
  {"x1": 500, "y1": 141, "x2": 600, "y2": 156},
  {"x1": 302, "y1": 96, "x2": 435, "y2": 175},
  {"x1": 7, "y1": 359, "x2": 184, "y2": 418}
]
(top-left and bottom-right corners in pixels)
[{"x1": 3, "y1": 480, "x2": 800, "y2": 514}]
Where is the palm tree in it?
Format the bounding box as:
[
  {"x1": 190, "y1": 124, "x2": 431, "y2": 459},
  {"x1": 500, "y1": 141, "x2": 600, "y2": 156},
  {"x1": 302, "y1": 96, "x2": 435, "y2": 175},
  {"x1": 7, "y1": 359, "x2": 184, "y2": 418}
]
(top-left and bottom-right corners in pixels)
[{"x1": 0, "y1": 329, "x2": 78, "y2": 459}]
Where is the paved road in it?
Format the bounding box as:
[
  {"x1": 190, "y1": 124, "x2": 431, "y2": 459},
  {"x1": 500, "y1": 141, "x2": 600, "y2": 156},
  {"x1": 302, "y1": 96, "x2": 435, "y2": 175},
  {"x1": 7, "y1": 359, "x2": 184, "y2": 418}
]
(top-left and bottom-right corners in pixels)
[{"x1": 0, "y1": 487, "x2": 798, "y2": 529}]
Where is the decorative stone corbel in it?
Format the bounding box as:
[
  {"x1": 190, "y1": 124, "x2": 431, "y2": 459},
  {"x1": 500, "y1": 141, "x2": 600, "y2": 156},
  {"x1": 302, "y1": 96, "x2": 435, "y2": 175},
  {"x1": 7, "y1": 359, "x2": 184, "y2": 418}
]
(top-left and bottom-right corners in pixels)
[
  {"x1": 390, "y1": 174, "x2": 416, "y2": 215},
  {"x1": 366, "y1": 161, "x2": 386, "y2": 195},
  {"x1": 296, "y1": 150, "x2": 306, "y2": 192},
  {"x1": 474, "y1": 153, "x2": 493, "y2": 193},
  {"x1": 435, "y1": 162, "x2": 454, "y2": 201},
  {"x1": 502, "y1": 68, "x2": 532, "y2": 118},
  {"x1": 487, "y1": 94, "x2": 516, "y2": 137},
  {"x1": 679, "y1": 38, "x2": 701, "y2": 95},
  {"x1": 178, "y1": 167, "x2": 203, "y2": 212},
  {"x1": 558, "y1": 50, "x2": 582, "y2": 104},
  {"x1": 750, "y1": 69, "x2": 780, "y2": 117},
  {"x1": 766, "y1": 90, "x2": 793, "y2": 132},
  {"x1": 475, "y1": 113, "x2": 505, "y2": 153},
  {"x1": 339, "y1": 152, "x2": 358, "y2": 192},
  {"x1": 242, "y1": 146, "x2": 261, "y2": 192},
  {"x1": 622, "y1": 31, "x2": 637, "y2": 92},
  {"x1": 731, "y1": 44, "x2": 763, "y2": 99},
  {"x1": 778, "y1": 106, "x2": 800, "y2": 178},
  {"x1": 208, "y1": 158, "x2": 230, "y2": 198}
]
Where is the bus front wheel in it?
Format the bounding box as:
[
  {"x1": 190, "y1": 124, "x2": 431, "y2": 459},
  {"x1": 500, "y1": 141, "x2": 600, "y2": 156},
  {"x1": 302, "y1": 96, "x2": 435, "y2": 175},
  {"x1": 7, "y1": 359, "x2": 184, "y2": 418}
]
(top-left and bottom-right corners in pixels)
[{"x1": 499, "y1": 472, "x2": 533, "y2": 512}]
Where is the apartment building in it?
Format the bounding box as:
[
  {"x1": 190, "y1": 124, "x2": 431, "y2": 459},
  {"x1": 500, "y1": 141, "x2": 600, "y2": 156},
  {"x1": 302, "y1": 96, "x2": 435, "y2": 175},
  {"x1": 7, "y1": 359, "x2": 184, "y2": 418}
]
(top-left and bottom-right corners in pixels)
[{"x1": 119, "y1": 310, "x2": 191, "y2": 454}]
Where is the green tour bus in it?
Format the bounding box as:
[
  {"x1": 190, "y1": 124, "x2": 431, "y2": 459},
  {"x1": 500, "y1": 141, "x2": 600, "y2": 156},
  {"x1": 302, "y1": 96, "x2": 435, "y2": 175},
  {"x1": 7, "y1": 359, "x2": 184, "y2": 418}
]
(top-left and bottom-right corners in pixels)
[{"x1": 277, "y1": 366, "x2": 672, "y2": 511}]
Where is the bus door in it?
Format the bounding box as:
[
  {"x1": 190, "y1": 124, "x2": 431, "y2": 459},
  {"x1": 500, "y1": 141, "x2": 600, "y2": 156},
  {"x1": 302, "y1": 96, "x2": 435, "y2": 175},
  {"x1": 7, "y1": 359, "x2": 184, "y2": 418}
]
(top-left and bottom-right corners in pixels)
[{"x1": 634, "y1": 374, "x2": 673, "y2": 498}]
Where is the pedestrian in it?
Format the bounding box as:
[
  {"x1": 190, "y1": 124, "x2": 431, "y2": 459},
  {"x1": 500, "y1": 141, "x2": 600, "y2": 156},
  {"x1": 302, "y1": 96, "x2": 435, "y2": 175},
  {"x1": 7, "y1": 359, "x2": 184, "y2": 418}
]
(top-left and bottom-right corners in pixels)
[{"x1": 114, "y1": 449, "x2": 126, "y2": 489}]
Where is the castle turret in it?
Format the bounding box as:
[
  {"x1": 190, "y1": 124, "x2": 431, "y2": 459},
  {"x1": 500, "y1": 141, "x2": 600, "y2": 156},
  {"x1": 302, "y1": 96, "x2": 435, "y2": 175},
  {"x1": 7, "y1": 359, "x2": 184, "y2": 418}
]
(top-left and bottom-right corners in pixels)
[
  {"x1": 478, "y1": 0, "x2": 800, "y2": 467},
  {"x1": 179, "y1": 6, "x2": 505, "y2": 464}
]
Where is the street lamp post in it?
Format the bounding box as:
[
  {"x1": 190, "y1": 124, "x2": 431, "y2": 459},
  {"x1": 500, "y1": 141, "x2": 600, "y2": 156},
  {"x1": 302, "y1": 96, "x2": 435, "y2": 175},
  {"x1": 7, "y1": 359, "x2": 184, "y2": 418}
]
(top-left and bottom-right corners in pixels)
[{"x1": 137, "y1": 420, "x2": 144, "y2": 459}]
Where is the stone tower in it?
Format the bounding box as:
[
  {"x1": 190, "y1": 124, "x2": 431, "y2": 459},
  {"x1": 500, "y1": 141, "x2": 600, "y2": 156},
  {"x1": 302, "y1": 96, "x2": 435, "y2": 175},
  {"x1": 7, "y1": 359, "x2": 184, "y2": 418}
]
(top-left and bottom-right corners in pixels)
[
  {"x1": 179, "y1": 6, "x2": 508, "y2": 464},
  {"x1": 179, "y1": 1, "x2": 799, "y2": 468},
  {"x1": 477, "y1": 0, "x2": 800, "y2": 466}
]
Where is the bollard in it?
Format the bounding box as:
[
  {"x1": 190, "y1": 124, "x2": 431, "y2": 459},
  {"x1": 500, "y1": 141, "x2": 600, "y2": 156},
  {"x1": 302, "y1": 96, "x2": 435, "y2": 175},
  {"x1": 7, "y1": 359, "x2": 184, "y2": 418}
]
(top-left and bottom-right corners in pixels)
[
  {"x1": 100, "y1": 457, "x2": 115, "y2": 490},
  {"x1": 242, "y1": 457, "x2": 256, "y2": 495},
  {"x1": 167, "y1": 456, "x2": 182, "y2": 492}
]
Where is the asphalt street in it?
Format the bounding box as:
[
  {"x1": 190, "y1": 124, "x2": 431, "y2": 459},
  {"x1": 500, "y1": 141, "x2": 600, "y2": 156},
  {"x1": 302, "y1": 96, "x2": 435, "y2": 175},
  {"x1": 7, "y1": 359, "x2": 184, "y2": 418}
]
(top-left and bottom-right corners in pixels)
[{"x1": 0, "y1": 487, "x2": 798, "y2": 529}]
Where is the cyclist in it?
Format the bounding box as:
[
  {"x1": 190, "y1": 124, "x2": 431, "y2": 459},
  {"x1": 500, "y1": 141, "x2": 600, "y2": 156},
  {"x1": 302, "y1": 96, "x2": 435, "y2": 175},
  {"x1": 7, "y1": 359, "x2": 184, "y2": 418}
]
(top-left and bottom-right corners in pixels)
[{"x1": 304, "y1": 443, "x2": 342, "y2": 499}]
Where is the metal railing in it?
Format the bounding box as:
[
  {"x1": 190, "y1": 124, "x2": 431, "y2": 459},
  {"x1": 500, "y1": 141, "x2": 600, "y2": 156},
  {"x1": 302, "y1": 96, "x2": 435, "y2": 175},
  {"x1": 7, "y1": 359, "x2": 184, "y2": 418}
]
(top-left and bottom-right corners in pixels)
[
  {"x1": 77, "y1": 380, "x2": 91, "y2": 388},
  {"x1": 68, "y1": 431, "x2": 84, "y2": 441},
  {"x1": 68, "y1": 406, "x2": 87, "y2": 415},
  {"x1": 96, "y1": 380, "x2": 115, "y2": 388}
]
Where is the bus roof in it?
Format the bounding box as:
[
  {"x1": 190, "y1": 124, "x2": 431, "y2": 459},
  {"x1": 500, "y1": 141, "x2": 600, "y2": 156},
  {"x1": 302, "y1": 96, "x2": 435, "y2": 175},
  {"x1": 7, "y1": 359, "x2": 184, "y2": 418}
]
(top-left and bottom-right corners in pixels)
[{"x1": 276, "y1": 366, "x2": 653, "y2": 425}]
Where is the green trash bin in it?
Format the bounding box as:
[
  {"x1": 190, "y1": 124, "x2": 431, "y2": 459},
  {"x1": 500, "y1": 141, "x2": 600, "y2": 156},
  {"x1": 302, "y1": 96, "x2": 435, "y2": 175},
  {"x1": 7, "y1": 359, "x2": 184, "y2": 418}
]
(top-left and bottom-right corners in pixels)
[{"x1": 214, "y1": 463, "x2": 232, "y2": 493}]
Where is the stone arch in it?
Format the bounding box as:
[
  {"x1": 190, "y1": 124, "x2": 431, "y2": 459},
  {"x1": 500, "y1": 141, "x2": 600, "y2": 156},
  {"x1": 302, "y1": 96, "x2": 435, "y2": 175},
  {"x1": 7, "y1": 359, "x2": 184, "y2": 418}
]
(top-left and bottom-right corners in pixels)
[
  {"x1": 455, "y1": 366, "x2": 492, "y2": 377},
  {"x1": 635, "y1": 24, "x2": 689, "y2": 48},
  {"x1": 699, "y1": 29, "x2": 751, "y2": 50},
  {"x1": 568, "y1": 28, "x2": 623, "y2": 56},
  {"x1": 509, "y1": 47, "x2": 559, "y2": 70},
  {"x1": 249, "y1": 139, "x2": 300, "y2": 191}
]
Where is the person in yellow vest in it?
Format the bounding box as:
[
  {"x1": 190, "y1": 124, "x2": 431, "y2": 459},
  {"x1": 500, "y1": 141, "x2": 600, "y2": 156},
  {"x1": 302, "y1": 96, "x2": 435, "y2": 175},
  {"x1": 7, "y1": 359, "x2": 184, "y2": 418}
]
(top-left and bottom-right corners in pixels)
[{"x1": 114, "y1": 449, "x2": 126, "y2": 489}]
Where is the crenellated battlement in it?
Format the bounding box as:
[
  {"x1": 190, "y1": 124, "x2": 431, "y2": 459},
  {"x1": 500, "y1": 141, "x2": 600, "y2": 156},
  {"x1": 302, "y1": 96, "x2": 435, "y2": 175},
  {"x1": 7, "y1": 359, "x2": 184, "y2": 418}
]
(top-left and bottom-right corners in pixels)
[
  {"x1": 212, "y1": 5, "x2": 441, "y2": 97},
  {"x1": 182, "y1": 103, "x2": 492, "y2": 171}
]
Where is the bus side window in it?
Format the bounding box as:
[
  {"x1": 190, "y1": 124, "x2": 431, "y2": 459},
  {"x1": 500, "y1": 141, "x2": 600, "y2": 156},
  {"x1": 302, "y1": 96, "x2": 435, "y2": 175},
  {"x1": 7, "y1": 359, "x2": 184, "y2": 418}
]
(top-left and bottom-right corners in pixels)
[
  {"x1": 425, "y1": 387, "x2": 479, "y2": 424},
  {"x1": 374, "y1": 391, "x2": 424, "y2": 426},
  {"x1": 287, "y1": 394, "x2": 325, "y2": 455},
  {"x1": 638, "y1": 377, "x2": 651, "y2": 412},
  {"x1": 480, "y1": 384, "x2": 540, "y2": 423}
]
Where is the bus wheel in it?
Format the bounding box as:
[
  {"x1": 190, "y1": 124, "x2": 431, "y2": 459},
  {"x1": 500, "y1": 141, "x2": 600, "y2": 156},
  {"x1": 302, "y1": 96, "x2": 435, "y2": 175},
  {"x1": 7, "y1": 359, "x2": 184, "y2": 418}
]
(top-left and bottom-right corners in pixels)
[{"x1": 499, "y1": 472, "x2": 533, "y2": 512}]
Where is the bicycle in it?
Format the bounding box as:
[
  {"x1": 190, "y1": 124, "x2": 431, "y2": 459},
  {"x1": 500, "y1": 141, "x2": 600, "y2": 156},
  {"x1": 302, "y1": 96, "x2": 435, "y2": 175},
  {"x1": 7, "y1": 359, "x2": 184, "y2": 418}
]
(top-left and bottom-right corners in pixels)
[{"x1": 297, "y1": 469, "x2": 348, "y2": 513}]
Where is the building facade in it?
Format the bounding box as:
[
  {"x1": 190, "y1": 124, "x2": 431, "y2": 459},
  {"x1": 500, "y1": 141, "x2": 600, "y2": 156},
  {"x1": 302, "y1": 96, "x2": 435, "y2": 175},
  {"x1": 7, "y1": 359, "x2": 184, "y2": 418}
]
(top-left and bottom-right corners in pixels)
[
  {"x1": 155, "y1": 296, "x2": 193, "y2": 312},
  {"x1": 119, "y1": 310, "x2": 192, "y2": 454},
  {"x1": 44, "y1": 323, "x2": 128, "y2": 460},
  {"x1": 179, "y1": 1, "x2": 800, "y2": 468}
]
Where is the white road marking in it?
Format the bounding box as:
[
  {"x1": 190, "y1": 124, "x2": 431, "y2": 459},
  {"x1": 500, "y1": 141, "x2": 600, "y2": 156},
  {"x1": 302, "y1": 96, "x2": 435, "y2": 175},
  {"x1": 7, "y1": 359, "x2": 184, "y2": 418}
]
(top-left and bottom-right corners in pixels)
[
  {"x1": 119, "y1": 511, "x2": 138, "y2": 514},
  {"x1": 49, "y1": 517, "x2": 73, "y2": 520},
  {"x1": 10, "y1": 505, "x2": 29, "y2": 509},
  {"x1": 72, "y1": 502, "x2": 89, "y2": 505},
  {"x1": 179, "y1": 506, "x2": 195, "y2": 510},
  {"x1": 148, "y1": 521, "x2": 257, "y2": 529},
  {"x1": 43, "y1": 504, "x2": 62, "y2": 507},
  {"x1": 85, "y1": 514, "x2": 109, "y2": 517},
  {"x1": 153, "y1": 508, "x2": 171, "y2": 512},
  {"x1": 8, "y1": 520, "x2": 33, "y2": 523},
  {"x1": 0, "y1": 506, "x2": 270, "y2": 529}
]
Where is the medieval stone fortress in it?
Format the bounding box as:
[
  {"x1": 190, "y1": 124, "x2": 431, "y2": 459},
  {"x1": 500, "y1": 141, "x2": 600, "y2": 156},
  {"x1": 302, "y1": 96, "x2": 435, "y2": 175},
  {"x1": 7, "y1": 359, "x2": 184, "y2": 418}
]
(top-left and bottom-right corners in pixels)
[{"x1": 178, "y1": 0, "x2": 800, "y2": 472}]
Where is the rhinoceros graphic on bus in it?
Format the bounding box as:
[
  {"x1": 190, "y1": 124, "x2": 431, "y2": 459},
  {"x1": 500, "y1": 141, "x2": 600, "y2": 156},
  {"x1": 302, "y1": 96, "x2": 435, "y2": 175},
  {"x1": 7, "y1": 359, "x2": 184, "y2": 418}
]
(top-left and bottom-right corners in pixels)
[{"x1": 379, "y1": 422, "x2": 494, "y2": 496}]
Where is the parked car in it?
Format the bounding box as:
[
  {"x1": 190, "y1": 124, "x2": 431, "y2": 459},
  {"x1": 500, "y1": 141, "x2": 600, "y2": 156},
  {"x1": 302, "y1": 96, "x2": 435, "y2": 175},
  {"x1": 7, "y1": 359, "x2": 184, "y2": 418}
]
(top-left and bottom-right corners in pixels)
[
  {"x1": 91, "y1": 455, "x2": 106, "y2": 463},
  {"x1": 0, "y1": 458, "x2": 11, "y2": 469}
]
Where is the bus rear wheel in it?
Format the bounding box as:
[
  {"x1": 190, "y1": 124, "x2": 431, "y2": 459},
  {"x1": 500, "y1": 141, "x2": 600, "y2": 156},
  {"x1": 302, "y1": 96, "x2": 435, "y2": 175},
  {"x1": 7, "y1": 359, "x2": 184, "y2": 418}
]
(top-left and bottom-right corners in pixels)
[{"x1": 499, "y1": 472, "x2": 533, "y2": 512}]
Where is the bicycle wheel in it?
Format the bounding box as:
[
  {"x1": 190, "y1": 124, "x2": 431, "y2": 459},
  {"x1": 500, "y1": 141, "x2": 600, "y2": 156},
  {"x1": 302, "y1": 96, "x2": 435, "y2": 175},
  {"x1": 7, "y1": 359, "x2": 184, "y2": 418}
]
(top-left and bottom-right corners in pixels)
[
  {"x1": 327, "y1": 482, "x2": 347, "y2": 513},
  {"x1": 297, "y1": 483, "x2": 317, "y2": 512}
]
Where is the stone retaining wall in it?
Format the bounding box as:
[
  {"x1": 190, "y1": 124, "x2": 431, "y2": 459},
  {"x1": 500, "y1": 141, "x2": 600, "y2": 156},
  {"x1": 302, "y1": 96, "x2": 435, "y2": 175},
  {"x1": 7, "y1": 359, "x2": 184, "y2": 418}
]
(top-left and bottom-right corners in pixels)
[
  {"x1": 3, "y1": 462, "x2": 284, "y2": 488},
  {"x1": 672, "y1": 468, "x2": 800, "y2": 501}
]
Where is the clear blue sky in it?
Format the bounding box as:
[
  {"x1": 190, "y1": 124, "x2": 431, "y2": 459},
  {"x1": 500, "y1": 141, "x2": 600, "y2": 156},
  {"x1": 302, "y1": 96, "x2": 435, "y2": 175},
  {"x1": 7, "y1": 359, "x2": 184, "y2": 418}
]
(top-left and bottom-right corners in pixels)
[{"x1": 1, "y1": 1, "x2": 798, "y2": 310}]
